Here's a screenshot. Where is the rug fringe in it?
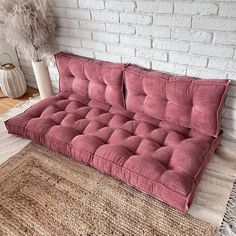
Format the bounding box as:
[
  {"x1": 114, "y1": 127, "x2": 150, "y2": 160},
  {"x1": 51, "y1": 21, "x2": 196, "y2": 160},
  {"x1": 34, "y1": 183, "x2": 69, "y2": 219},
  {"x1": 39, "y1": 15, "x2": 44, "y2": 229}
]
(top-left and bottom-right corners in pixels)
[{"x1": 219, "y1": 179, "x2": 236, "y2": 236}]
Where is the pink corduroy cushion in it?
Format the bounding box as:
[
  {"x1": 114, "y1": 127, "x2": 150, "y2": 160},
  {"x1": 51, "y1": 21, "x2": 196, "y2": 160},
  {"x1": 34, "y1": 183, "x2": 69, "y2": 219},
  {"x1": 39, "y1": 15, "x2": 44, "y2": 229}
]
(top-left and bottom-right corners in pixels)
[
  {"x1": 5, "y1": 92, "x2": 219, "y2": 212},
  {"x1": 125, "y1": 65, "x2": 229, "y2": 137},
  {"x1": 56, "y1": 52, "x2": 126, "y2": 109},
  {"x1": 4, "y1": 52, "x2": 229, "y2": 213}
]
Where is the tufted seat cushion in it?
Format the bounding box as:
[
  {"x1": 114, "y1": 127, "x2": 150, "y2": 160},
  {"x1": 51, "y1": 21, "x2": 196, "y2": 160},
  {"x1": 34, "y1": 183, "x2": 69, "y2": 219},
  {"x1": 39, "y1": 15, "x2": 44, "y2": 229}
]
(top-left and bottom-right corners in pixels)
[
  {"x1": 5, "y1": 91, "x2": 219, "y2": 212},
  {"x1": 5, "y1": 52, "x2": 228, "y2": 213}
]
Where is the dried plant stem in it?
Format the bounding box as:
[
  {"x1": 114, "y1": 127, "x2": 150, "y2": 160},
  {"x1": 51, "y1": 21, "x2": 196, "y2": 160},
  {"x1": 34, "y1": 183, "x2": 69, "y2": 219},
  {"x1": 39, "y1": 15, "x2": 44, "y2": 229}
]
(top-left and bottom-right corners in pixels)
[{"x1": 0, "y1": 0, "x2": 56, "y2": 61}]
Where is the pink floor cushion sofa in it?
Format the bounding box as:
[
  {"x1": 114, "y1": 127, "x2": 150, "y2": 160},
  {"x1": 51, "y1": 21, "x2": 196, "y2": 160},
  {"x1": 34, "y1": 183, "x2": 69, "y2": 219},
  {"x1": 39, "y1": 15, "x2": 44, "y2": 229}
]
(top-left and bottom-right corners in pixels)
[{"x1": 5, "y1": 52, "x2": 229, "y2": 213}]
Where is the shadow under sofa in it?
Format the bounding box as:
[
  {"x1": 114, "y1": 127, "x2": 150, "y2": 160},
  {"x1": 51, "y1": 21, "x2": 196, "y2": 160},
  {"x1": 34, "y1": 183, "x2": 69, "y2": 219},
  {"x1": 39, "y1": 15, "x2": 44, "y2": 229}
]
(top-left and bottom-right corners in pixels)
[{"x1": 5, "y1": 52, "x2": 229, "y2": 213}]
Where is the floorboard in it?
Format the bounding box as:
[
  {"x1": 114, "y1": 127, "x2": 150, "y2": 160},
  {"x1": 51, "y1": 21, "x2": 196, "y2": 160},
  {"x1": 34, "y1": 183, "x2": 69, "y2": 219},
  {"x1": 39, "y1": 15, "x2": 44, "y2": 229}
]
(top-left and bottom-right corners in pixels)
[{"x1": 0, "y1": 87, "x2": 38, "y2": 114}]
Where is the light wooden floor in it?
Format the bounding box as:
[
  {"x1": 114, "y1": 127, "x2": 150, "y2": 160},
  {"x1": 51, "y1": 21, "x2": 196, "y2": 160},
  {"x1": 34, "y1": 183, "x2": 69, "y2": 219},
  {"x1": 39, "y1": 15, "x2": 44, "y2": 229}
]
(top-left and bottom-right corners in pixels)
[{"x1": 0, "y1": 87, "x2": 38, "y2": 114}]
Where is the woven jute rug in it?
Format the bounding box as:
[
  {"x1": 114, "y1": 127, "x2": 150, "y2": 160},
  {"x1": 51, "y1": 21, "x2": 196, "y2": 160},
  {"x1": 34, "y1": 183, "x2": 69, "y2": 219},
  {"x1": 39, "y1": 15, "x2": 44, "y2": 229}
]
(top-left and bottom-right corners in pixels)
[{"x1": 0, "y1": 143, "x2": 216, "y2": 236}]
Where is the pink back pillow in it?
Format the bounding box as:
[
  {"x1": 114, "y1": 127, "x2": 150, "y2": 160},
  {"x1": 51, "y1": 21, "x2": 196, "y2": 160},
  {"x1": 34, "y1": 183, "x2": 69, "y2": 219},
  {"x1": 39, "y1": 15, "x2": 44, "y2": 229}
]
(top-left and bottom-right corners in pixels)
[
  {"x1": 125, "y1": 65, "x2": 229, "y2": 137},
  {"x1": 56, "y1": 52, "x2": 126, "y2": 109}
]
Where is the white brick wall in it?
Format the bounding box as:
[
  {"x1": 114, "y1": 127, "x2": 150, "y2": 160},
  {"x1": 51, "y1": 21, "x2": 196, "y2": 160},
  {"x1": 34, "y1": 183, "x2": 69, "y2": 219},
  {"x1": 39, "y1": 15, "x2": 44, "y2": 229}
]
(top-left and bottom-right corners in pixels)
[
  {"x1": 136, "y1": 1, "x2": 173, "y2": 14},
  {"x1": 78, "y1": 0, "x2": 105, "y2": 10},
  {"x1": 154, "y1": 15, "x2": 191, "y2": 27},
  {"x1": 153, "y1": 39, "x2": 190, "y2": 52},
  {"x1": 174, "y1": 2, "x2": 218, "y2": 15},
  {"x1": 106, "y1": 1, "x2": 135, "y2": 12},
  {"x1": 1, "y1": 0, "x2": 236, "y2": 148}
]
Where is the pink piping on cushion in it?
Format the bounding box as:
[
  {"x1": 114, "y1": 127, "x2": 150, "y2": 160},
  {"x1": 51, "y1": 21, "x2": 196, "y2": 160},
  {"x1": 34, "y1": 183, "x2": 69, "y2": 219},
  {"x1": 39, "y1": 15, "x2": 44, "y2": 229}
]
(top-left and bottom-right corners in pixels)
[{"x1": 215, "y1": 80, "x2": 230, "y2": 137}]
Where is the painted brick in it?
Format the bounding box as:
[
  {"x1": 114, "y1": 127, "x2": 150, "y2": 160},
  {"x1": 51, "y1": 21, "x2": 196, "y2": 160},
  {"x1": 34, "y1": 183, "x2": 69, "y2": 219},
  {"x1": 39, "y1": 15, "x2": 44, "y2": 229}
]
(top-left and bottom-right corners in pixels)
[
  {"x1": 187, "y1": 67, "x2": 228, "y2": 79},
  {"x1": 57, "y1": 18, "x2": 79, "y2": 28},
  {"x1": 56, "y1": 37, "x2": 81, "y2": 47},
  {"x1": 193, "y1": 16, "x2": 236, "y2": 31},
  {"x1": 223, "y1": 128, "x2": 236, "y2": 140},
  {"x1": 153, "y1": 15, "x2": 191, "y2": 27},
  {"x1": 65, "y1": 9, "x2": 91, "y2": 20},
  {"x1": 227, "y1": 84, "x2": 236, "y2": 97},
  {"x1": 122, "y1": 56, "x2": 151, "y2": 69},
  {"x1": 82, "y1": 40, "x2": 106, "y2": 51},
  {"x1": 220, "y1": 138, "x2": 236, "y2": 151},
  {"x1": 93, "y1": 32, "x2": 119, "y2": 43},
  {"x1": 80, "y1": 20, "x2": 105, "y2": 31},
  {"x1": 17, "y1": 0, "x2": 236, "y2": 96},
  {"x1": 27, "y1": 81, "x2": 37, "y2": 89},
  {"x1": 219, "y1": 4, "x2": 236, "y2": 17},
  {"x1": 55, "y1": 28, "x2": 69, "y2": 37},
  {"x1": 120, "y1": 35, "x2": 151, "y2": 48},
  {"x1": 225, "y1": 96, "x2": 236, "y2": 109},
  {"x1": 26, "y1": 78, "x2": 38, "y2": 88},
  {"x1": 51, "y1": 82, "x2": 60, "y2": 92},
  {"x1": 136, "y1": 25, "x2": 170, "y2": 38},
  {"x1": 106, "y1": 1, "x2": 135, "y2": 12},
  {"x1": 136, "y1": 48, "x2": 168, "y2": 61},
  {"x1": 55, "y1": 45, "x2": 72, "y2": 53},
  {"x1": 23, "y1": 73, "x2": 35, "y2": 81},
  {"x1": 195, "y1": 0, "x2": 236, "y2": 2},
  {"x1": 106, "y1": 23, "x2": 135, "y2": 34},
  {"x1": 174, "y1": 2, "x2": 218, "y2": 15},
  {"x1": 94, "y1": 52, "x2": 121, "y2": 63},
  {"x1": 222, "y1": 108, "x2": 236, "y2": 121},
  {"x1": 47, "y1": 60, "x2": 57, "y2": 69},
  {"x1": 68, "y1": 29, "x2": 91, "y2": 39},
  {"x1": 169, "y1": 53, "x2": 207, "y2": 67},
  {"x1": 55, "y1": 0, "x2": 78, "y2": 8},
  {"x1": 15, "y1": 50, "x2": 25, "y2": 59},
  {"x1": 152, "y1": 61, "x2": 187, "y2": 75},
  {"x1": 22, "y1": 73, "x2": 35, "y2": 82},
  {"x1": 107, "y1": 45, "x2": 135, "y2": 56},
  {"x1": 21, "y1": 66, "x2": 34, "y2": 75},
  {"x1": 19, "y1": 59, "x2": 31, "y2": 68},
  {"x1": 171, "y1": 29, "x2": 212, "y2": 43},
  {"x1": 231, "y1": 80, "x2": 236, "y2": 86},
  {"x1": 120, "y1": 13, "x2": 152, "y2": 25},
  {"x1": 190, "y1": 43, "x2": 234, "y2": 58},
  {"x1": 208, "y1": 58, "x2": 236, "y2": 73},
  {"x1": 71, "y1": 48, "x2": 94, "y2": 58},
  {"x1": 214, "y1": 33, "x2": 236, "y2": 45},
  {"x1": 92, "y1": 11, "x2": 119, "y2": 22},
  {"x1": 153, "y1": 39, "x2": 190, "y2": 52},
  {"x1": 52, "y1": 7, "x2": 66, "y2": 17},
  {"x1": 137, "y1": 1, "x2": 173, "y2": 13},
  {"x1": 222, "y1": 118, "x2": 236, "y2": 130},
  {"x1": 78, "y1": 0, "x2": 105, "y2": 10},
  {"x1": 48, "y1": 67, "x2": 59, "y2": 77}
]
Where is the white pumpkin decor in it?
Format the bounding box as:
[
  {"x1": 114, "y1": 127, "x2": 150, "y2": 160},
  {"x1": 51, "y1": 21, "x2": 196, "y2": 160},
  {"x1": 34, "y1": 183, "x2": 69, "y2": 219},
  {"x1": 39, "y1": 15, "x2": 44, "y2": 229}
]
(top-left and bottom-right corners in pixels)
[{"x1": 0, "y1": 52, "x2": 27, "y2": 98}]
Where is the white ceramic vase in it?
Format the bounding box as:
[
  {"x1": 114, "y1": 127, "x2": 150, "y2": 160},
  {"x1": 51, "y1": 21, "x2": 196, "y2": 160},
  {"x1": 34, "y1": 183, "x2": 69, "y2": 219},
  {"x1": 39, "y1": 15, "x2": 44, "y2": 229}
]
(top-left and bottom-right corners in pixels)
[
  {"x1": 0, "y1": 64, "x2": 27, "y2": 98},
  {"x1": 32, "y1": 60, "x2": 54, "y2": 99}
]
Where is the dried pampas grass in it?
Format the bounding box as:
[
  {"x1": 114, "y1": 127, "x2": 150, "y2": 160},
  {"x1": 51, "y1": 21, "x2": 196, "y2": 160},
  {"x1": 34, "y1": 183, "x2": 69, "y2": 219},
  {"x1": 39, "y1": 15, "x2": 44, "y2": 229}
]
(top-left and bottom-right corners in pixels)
[{"x1": 0, "y1": 0, "x2": 56, "y2": 61}]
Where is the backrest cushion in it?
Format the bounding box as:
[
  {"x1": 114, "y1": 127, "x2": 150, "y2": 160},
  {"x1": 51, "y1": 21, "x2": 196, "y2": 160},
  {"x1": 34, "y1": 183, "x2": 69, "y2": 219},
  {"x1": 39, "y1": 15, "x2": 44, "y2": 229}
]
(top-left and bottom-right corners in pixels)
[
  {"x1": 125, "y1": 65, "x2": 229, "y2": 137},
  {"x1": 55, "y1": 52, "x2": 126, "y2": 108}
]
